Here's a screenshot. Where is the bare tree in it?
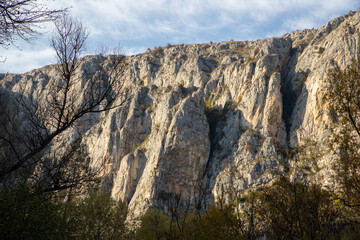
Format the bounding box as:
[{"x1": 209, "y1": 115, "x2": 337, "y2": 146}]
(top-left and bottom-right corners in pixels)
[
  {"x1": 0, "y1": 0, "x2": 65, "y2": 47},
  {"x1": 51, "y1": 14, "x2": 88, "y2": 83},
  {"x1": 0, "y1": 15, "x2": 126, "y2": 192}
]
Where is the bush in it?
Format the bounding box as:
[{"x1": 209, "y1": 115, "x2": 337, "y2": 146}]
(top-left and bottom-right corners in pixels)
[
  {"x1": 327, "y1": 60, "x2": 360, "y2": 215},
  {"x1": 0, "y1": 184, "x2": 129, "y2": 240},
  {"x1": 135, "y1": 205, "x2": 247, "y2": 240},
  {"x1": 259, "y1": 179, "x2": 342, "y2": 240},
  {"x1": 136, "y1": 208, "x2": 171, "y2": 240},
  {"x1": 62, "y1": 191, "x2": 128, "y2": 239},
  {"x1": 0, "y1": 184, "x2": 64, "y2": 240}
]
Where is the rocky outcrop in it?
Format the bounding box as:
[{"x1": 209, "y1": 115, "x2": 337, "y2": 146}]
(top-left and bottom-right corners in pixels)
[{"x1": 1, "y1": 10, "x2": 360, "y2": 218}]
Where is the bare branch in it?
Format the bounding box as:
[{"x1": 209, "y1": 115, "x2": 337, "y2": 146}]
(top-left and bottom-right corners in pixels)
[
  {"x1": 0, "y1": 0, "x2": 65, "y2": 46},
  {"x1": 0, "y1": 16, "x2": 127, "y2": 194}
]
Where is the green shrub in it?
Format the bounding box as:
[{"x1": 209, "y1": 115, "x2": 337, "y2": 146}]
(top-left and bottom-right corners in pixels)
[
  {"x1": 0, "y1": 184, "x2": 64, "y2": 240},
  {"x1": 61, "y1": 191, "x2": 128, "y2": 240},
  {"x1": 136, "y1": 208, "x2": 171, "y2": 240},
  {"x1": 259, "y1": 179, "x2": 342, "y2": 240},
  {"x1": 300, "y1": 72, "x2": 309, "y2": 83},
  {"x1": 0, "y1": 184, "x2": 129, "y2": 240}
]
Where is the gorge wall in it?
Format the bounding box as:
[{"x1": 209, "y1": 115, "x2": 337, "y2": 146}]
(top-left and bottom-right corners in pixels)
[{"x1": 1, "y1": 10, "x2": 360, "y2": 218}]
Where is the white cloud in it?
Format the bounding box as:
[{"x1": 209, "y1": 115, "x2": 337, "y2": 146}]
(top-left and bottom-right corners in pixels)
[
  {"x1": 42, "y1": 0, "x2": 360, "y2": 32},
  {"x1": 124, "y1": 46, "x2": 148, "y2": 56},
  {"x1": 4, "y1": 0, "x2": 360, "y2": 73},
  {"x1": 0, "y1": 46, "x2": 55, "y2": 73},
  {"x1": 60, "y1": 0, "x2": 358, "y2": 39},
  {"x1": 285, "y1": 17, "x2": 318, "y2": 31}
]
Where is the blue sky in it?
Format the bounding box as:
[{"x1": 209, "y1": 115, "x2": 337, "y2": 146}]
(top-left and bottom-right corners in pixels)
[{"x1": 1, "y1": 0, "x2": 359, "y2": 73}]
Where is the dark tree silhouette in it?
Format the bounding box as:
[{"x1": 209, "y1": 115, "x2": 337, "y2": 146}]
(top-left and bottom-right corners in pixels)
[{"x1": 0, "y1": 0, "x2": 64, "y2": 46}]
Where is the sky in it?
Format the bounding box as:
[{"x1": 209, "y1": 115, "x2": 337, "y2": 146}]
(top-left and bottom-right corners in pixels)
[{"x1": 1, "y1": 0, "x2": 359, "y2": 73}]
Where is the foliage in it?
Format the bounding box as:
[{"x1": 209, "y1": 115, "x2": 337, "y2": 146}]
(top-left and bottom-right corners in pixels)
[
  {"x1": 0, "y1": 184, "x2": 129, "y2": 240},
  {"x1": 135, "y1": 205, "x2": 247, "y2": 240},
  {"x1": 193, "y1": 206, "x2": 244, "y2": 240},
  {"x1": 235, "y1": 191, "x2": 264, "y2": 240},
  {"x1": 300, "y1": 71, "x2": 309, "y2": 83},
  {"x1": 62, "y1": 191, "x2": 129, "y2": 240},
  {"x1": 204, "y1": 95, "x2": 214, "y2": 113},
  {"x1": 134, "y1": 183, "x2": 360, "y2": 240},
  {"x1": 0, "y1": 184, "x2": 64, "y2": 240},
  {"x1": 136, "y1": 208, "x2": 172, "y2": 240},
  {"x1": 327, "y1": 60, "x2": 360, "y2": 218},
  {"x1": 259, "y1": 178, "x2": 341, "y2": 240},
  {"x1": 318, "y1": 47, "x2": 325, "y2": 54}
]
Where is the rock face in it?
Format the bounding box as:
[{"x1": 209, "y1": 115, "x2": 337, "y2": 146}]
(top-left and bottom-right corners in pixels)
[{"x1": 1, "y1": 10, "x2": 360, "y2": 218}]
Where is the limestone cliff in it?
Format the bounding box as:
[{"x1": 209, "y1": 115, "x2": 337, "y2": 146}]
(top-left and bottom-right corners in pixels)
[{"x1": 1, "y1": 10, "x2": 360, "y2": 218}]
